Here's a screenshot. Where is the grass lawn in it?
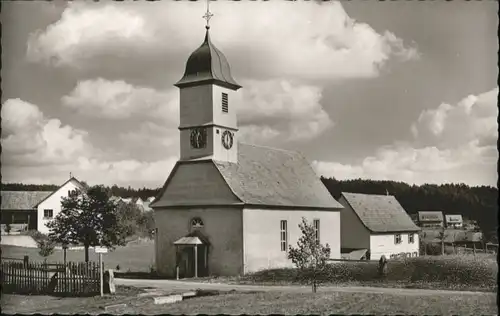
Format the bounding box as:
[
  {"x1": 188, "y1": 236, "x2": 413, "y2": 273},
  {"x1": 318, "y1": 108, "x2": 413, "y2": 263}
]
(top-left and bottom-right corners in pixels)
[
  {"x1": 181, "y1": 276, "x2": 498, "y2": 293},
  {"x1": 0, "y1": 285, "x2": 143, "y2": 315},
  {"x1": 1, "y1": 240, "x2": 154, "y2": 273},
  {"x1": 115, "y1": 290, "x2": 498, "y2": 315}
]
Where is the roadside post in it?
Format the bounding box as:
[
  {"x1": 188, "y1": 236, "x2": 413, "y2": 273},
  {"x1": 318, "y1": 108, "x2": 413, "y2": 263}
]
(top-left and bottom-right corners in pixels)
[{"x1": 95, "y1": 246, "x2": 108, "y2": 296}]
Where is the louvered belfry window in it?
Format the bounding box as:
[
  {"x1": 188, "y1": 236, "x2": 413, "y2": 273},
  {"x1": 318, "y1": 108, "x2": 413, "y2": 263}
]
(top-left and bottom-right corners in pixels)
[{"x1": 222, "y1": 92, "x2": 228, "y2": 113}]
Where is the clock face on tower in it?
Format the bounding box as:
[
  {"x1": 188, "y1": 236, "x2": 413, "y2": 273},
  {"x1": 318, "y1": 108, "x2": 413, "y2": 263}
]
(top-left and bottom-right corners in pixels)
[
  {"x1": 222, "y1": 130, "x2": 234, "y2": 150},
  {"x1": 190, "y1": 128, "x2": 207, "y2": 149}
]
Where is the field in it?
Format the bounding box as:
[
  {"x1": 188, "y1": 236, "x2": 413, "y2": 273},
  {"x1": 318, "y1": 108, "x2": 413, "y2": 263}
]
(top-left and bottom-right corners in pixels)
[
  {"x1": 5, "y1": 289, "x2": 495, "y2": 315},
  {"x1": 0, "y1": 239, "x2": 155, "y2": 273},
  {"x1": 1, "y1": 286, "x2": 142, "y2": 314},
  {"x1": 2, "y1": 286, "x2": 496, "y2": 315},
  {"x1": 132, "y1": 291, "x2": 497, "y2": 315}
]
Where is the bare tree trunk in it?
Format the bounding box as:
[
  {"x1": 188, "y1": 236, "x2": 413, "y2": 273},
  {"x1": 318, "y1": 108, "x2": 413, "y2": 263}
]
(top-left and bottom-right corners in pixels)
[
  {"x1": 63, "y1": 247, "x2": 67, "y2": 266},
  {"x1": 85, "y1": 244, "x2": 90, "y2": 263}
]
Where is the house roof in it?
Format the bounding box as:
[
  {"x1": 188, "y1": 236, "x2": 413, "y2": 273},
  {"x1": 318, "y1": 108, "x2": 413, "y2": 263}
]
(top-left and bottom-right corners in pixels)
[
  {"x1": 341, "y1": 192, "x2": 420, "y2": 233},
  {"x1": 1, "y1": 191, "x2": 52, "y2": 210},
  {"x1": 212, "y1": 143, "x2": 343, "y2": 209},
  {"x1": 445, "y1": 214, "x2": 463, "y2": 222},
  {"x1": 174, "y1": 236, "x2": 204, "y2": 245},
  {"x1": 34, "y1": 177, "x2": 87, "y2": 207},
  {"x1": 341, "y1": 249, "x2": 368, "y2": 260},
  {"x1": 418, "y1": 211, "x2": 444, "y2": 222}
]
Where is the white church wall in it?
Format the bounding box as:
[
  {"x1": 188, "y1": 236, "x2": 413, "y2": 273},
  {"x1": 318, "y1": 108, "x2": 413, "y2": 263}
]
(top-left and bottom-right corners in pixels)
[
  {"x1": 242, "y1": 208, "x2": 341, "y2": 274},
  {"x1": 154, "y1": 207, "x2": 244, "y2": 277}
]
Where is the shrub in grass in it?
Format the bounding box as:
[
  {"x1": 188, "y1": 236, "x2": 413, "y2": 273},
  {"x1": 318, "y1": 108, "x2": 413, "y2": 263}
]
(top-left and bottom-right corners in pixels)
[
  {"x1": 247, "y1": 255, "x2": 497, "y2": 290},
  {"x1": 247, "y1": 268, "x2": 300, "y2": 283},
  {"x1": 26, "y1": 230, "x2": 48, "y2": 243}
]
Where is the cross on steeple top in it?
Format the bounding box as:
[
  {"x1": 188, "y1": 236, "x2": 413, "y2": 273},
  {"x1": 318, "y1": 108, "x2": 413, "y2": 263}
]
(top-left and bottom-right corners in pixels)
[{"x1": 202, "y1": 0, "x2": 214, "y2": 29}]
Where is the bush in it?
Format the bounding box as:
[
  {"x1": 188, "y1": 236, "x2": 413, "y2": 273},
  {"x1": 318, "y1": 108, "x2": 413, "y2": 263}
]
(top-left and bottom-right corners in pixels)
[
  {"x1": 246, "y1": 255, "x2": 497, "y2": 290},
  {"x1": 26, "y1": 230, "x2": 48, "y2": 243}
]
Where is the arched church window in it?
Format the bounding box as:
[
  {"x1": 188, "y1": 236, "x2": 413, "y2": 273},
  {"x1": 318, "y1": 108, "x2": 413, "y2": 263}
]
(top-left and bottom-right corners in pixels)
[{"x1": 191, "y1": 217, "x2": 204, "y2": 230}]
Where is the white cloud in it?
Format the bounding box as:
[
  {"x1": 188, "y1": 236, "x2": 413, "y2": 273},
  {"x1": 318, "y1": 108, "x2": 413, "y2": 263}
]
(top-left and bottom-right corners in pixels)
[
  {"x1": 76, "y1": 156, "x2": 178, "y2": 188},
  {"x1": 61, "y1": 78, "x2": 178, "y2": 122},
  {"x1": 26, "y1": 3, "x2": 157, "y2": 68},
  {"x1": 313, "y1": 141, "x2": 497, "y2": 186},
  {"x1": 1, "y1": 98, "x2": 91, "y2": 167},
  {"x1": 313, "y1": 88, "x2": 499, "y2": 187},
  {"x1": 62, "y1": 77, "x2": 331, "y2": 145},
  {"x1": 238, "y1": 79, "x2": 332, "y2": 143},
  {"x1": 0, "y1": 97, "x2": 178, "y2": 188},
  {"x1": 411, "y1": 87, "x2": 498, "y2": 148},
  {"x1": 120, "y1": 122, "x2": 177, "y2": 149},
  {"x1": 27, "y1": 1, "x2": 419, "y2": 81}
]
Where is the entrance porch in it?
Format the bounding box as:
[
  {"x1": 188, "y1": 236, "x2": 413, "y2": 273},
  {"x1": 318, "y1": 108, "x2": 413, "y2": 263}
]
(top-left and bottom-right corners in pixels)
[{"x1": 173, "y1": 232, "x2": 210, "y2": 278}]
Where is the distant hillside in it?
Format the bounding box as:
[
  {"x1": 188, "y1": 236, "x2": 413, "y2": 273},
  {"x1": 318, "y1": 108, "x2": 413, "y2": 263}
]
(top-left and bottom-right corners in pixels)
[{"x1": 321, "y1": 177, "x2": 498, "y2": 243}]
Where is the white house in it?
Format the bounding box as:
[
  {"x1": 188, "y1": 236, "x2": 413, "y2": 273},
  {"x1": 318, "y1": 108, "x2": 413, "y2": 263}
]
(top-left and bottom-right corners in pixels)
[
  {"x1": 444, "y1": 214, "x2": 463, "y2": 228},
  {"x1": 338, "y1": 192, "x2": 421, "y2": 260},
  {"x1": 151, "y1": 22, "x2": 343, "y2": 278},
  {"x1": 1, "y1": 177, "x2": 87, "y2": 234},
  {"x1": 35, "y1": 178, "x2": 87, "y2": 234}
]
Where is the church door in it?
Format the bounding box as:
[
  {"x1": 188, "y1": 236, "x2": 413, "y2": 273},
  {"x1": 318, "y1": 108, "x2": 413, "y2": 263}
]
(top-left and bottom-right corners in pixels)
[{"x1": 180, "y1": 245, "x2": 209, "y2": 278}]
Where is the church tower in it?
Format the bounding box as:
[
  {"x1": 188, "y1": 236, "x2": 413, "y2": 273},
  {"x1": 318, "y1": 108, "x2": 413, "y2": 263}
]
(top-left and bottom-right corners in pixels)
[{"x1": 175, "y1": 8, "x2": 241, "y2": 163}]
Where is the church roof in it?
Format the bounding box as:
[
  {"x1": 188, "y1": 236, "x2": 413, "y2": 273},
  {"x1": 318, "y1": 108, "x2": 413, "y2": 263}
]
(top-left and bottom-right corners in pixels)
[
  {"x1": 340, "y1": 192, "x2": 420, "y2": 233},
  {"x1": 152, "y1": 143, "x2": 343, "y2": 210},
  {"x1": 212, "y1": 143, "x2": 343, "y2": 209},
  {"x1": 175, "y1": 28, "x2": 241, "y2": 90}
]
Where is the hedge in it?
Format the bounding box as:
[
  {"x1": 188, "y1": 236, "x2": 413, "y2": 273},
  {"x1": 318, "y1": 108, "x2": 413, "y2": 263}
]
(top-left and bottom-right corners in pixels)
[{"x1": 245, "y1": 255, "x2": 497, "y2": 290}]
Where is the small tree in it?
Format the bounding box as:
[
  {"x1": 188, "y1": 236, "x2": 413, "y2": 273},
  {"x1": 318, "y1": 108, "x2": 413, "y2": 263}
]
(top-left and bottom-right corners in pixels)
[
  {"x1": 33, "y1": 232, "x2": 55, "y2": 261},
  {"x1": 438, "y1": 226, "x2": 446, "y2": 256},
  {"x1": 47, "y1": 185, "x2": 128, "y2": 262},
  {"x1": 288, "y1": 217, "x2": 331, "y2": 293},
  {"x1": 37, "y1": 238, "x2": 56, "y2": 261}
]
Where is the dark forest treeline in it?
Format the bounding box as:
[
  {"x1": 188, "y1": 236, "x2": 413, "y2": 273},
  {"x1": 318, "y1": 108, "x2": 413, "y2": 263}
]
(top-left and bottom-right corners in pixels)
[
  {"x1": 321, "y1": 177, "x2": 498, "y2": 242},
  {"x1": 3, "y1": 178, "x2": 498, "y2": 241},
  {"x1": 1, "y1": 183, "x2": 161, "y2": 201}
]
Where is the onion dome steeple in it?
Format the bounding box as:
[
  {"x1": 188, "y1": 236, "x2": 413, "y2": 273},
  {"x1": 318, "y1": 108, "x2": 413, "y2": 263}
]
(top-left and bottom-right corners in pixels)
[{"x1": 175, "y1": 3, "x2": 241, "y2": 90}]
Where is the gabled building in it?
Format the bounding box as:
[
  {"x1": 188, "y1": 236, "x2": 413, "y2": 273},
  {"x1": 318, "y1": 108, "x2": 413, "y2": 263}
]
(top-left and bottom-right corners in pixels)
[
  {"x1": 417, "y1": 211, "x2": 444, "y2": 228},
  {"x1": 1, "y1": 177, "x2": 87, "y2": 234},
  {"x1": 338, "y1": 192, "x2": 421, "y2": 260},
  {"x1": 444, "y1": 214, "x2": 463, "y2": 228},
  {"x1": 1, "y1": 191, "x2": 51, "y2": 232},
  {"x1": 151, "y1": 20, "x2": 343, "y2": 278}
]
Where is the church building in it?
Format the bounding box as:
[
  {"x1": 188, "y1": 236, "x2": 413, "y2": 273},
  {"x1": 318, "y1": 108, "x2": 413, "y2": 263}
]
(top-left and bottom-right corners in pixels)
[{"x1": 151, "y1": 14, "x2": 343, "y2": 278}]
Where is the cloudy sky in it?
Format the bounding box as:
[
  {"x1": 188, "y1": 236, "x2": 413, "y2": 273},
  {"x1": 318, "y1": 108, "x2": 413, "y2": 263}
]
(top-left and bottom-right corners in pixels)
[{"x1": 1, "y1": 0, "x2": 498, "y2": 188}]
